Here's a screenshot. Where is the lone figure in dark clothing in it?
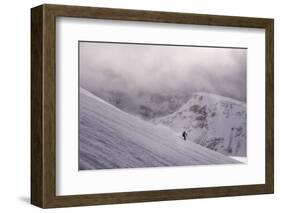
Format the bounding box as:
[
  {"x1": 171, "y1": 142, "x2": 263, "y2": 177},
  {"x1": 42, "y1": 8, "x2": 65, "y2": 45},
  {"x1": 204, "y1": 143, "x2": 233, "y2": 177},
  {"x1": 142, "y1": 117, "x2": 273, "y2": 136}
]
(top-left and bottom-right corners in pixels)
[{"x1": 182, "y1": 131, "x2": 188, "y2": 141}]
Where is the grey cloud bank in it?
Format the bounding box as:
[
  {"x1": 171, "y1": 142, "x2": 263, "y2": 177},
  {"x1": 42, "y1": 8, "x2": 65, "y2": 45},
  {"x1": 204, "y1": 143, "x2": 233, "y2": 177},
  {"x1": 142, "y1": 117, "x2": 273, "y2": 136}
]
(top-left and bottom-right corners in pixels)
[{"x1": 80, "y1": 42, "x2": 246, "y2": 102}]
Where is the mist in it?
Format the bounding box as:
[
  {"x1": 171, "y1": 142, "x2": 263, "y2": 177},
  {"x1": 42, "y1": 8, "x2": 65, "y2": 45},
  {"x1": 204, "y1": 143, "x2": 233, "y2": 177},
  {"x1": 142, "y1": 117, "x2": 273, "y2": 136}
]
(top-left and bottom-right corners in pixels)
[{"x1": 80, "y1": 42, "x2": 246, "y2": 103}]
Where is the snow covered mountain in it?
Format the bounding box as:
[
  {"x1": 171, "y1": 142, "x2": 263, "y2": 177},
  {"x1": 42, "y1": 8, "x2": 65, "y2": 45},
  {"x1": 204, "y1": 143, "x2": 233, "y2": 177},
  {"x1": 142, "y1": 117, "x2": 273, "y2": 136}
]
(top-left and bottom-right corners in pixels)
[
  {"x1": 79, "y1": 88, "x2": 238, "y2": 170},
  {"x1": 154, "y1": 93, "x2": 246, "y2": 157}
]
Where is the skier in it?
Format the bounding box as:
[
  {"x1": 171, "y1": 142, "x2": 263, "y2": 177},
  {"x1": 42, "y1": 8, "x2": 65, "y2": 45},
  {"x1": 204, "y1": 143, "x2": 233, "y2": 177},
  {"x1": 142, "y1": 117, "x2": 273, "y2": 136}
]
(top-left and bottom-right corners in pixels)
[
  {"x1": 182, "y1": 131, "x2": 188, "y2": 141},
  {"x1": 226, "y1": 127, "x2": 234, "y2": 154}
]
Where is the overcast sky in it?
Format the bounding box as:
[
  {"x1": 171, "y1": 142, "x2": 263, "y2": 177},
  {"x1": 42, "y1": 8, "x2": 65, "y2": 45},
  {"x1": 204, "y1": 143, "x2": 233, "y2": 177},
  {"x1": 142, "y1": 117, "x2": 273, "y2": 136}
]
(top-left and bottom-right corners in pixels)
[{"x1": 80, "y1": 42, "x2": 247, "y2": 102}]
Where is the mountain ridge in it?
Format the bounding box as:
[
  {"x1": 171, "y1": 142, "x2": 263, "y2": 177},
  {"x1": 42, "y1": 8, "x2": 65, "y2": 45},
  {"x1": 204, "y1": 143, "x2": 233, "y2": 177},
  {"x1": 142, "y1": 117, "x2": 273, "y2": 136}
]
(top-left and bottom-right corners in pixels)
[
  {"x1": 154, "y1": 92, "x2": 247, "y2": 157},
  {"x1": 79, "y1": 88, "x2": 238, "y2": 170}
]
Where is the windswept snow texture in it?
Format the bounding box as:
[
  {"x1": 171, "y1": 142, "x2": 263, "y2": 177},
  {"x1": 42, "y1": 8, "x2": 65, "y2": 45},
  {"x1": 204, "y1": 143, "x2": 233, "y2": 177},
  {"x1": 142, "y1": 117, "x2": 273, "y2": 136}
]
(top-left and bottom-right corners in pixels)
[
  {"x1": 79, "y1": 88, "x2": 238, "y2": 170},
  {"x1": 154, "y1": 93, "x2": 246, "y2": 157}
]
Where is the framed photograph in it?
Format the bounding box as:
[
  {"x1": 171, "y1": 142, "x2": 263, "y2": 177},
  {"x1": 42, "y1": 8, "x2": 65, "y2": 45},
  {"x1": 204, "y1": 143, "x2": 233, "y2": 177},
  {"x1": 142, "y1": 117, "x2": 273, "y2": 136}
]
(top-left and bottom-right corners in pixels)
[{"x1": 31, "y1": 4, "x2": 274, "y2": 208}]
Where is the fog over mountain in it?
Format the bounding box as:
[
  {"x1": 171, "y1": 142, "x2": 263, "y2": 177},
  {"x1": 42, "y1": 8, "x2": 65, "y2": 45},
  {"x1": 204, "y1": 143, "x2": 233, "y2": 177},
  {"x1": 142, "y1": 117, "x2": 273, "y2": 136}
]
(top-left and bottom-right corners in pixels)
[{"x1": 80, "y1": 42, "x2": 246, "y2": 119}]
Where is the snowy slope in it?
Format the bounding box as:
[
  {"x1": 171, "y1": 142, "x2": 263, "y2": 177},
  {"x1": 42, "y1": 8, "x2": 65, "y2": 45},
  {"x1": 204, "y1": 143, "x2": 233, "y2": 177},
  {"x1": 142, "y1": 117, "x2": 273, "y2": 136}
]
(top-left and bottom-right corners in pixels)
[
  {"x1": 154, "y1": 93, "x2": 246, "y2": 156},
  {"x1": 79, "y1": 88, "x2": 238, "y2": 170}
]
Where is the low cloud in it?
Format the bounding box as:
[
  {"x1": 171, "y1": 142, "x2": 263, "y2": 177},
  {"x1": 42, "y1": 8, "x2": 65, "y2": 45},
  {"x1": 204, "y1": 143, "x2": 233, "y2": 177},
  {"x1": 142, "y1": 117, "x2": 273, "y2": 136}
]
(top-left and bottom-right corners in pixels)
[{"x1": 80, "y1": 42, "x2": 246, "y2": 102}]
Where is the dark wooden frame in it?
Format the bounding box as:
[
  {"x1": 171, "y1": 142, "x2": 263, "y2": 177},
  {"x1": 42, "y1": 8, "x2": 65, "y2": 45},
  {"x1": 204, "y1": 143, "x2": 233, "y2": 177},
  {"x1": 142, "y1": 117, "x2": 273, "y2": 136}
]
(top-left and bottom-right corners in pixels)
[{"x1": 31, "y1": 4, "x2": 274, "y2": 208}]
